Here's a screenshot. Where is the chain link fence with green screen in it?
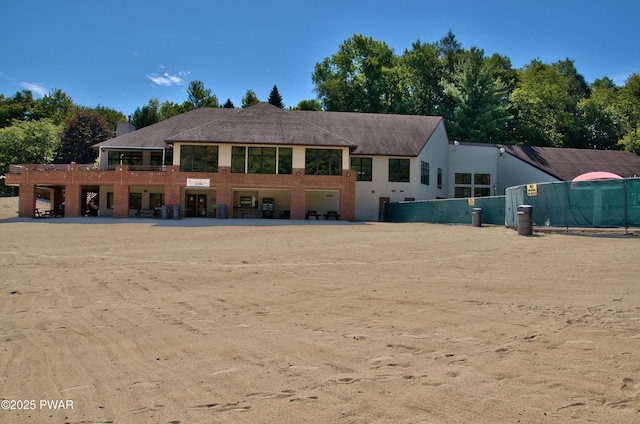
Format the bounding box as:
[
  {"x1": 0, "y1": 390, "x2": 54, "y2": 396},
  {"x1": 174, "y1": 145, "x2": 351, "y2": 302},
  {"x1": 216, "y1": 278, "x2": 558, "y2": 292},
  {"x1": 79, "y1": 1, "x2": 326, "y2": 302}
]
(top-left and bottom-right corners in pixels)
[{"x1": 505, "y1": 179, "x2": 640, "y2": 228}]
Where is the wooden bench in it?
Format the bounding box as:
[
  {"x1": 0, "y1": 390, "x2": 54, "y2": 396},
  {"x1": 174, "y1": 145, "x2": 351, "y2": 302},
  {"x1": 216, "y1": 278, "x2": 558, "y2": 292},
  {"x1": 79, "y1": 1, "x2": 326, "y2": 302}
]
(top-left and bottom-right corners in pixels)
[
  {"x1": 325, "y1": 211, "x2": 340, "y2": 220},
  {"x1": 305, "y1": 210, "x2": 321, "y2": 220}
]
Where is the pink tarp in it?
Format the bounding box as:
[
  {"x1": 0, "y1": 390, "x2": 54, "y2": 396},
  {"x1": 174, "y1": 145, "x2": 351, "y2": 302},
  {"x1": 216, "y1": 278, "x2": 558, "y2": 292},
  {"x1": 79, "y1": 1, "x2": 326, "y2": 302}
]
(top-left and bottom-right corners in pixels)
[{"x1": 572, "y1": 171, "x2": 623, "y2": 182}]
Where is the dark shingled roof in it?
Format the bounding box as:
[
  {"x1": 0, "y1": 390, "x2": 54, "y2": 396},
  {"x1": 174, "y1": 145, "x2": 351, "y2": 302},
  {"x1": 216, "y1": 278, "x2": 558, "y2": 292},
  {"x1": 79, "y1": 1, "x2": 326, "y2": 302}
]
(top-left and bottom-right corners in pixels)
[
  {"x1": 502, "y1": 145, "x2": 640, "y2": 180},
  {"x1": 167, "y1": 103, "x2": 356, "y2": 148},
  {"x1": 94, "y1": 108, "x2": 238, "y2": 149},
  {"x1": 95, "y1": 103, "x2": 444, "y2": 156}
]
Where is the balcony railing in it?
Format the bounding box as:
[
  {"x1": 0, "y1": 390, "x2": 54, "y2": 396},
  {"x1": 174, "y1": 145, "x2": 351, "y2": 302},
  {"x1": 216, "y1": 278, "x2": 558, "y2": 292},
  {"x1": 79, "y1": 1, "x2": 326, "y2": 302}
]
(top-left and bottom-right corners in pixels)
[{"x1": 8, "y1": 164, "x2": 168, "y2": 173}]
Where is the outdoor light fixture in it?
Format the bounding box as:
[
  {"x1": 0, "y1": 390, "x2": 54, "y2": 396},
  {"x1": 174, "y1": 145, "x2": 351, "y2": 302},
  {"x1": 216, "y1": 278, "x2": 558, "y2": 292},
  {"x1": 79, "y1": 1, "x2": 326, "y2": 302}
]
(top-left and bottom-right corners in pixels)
[{"x1": 499, "y1": 147, "x2": 506, "y2": 156}]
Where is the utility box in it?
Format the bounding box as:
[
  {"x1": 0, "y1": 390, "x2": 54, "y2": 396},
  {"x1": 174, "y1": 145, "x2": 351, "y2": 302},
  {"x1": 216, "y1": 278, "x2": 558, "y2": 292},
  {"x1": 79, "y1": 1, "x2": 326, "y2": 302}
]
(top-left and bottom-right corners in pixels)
[{"x1": 262, "y1": 198, "x2": 274, "y2": 218}]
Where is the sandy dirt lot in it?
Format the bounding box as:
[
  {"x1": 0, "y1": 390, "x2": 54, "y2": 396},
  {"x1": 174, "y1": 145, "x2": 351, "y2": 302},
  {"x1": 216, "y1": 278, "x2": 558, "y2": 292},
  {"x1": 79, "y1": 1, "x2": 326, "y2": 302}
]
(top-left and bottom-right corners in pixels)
[{"x1": 1, "y1": 197, "x2": 639, "y2": 423}]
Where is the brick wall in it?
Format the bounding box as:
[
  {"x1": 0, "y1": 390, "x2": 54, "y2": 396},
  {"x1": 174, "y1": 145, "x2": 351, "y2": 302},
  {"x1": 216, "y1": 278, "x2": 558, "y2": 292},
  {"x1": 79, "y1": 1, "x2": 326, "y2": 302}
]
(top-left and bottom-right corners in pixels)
[{"x1": 8, "y1": 165, "x2": 357, "y2": 221}]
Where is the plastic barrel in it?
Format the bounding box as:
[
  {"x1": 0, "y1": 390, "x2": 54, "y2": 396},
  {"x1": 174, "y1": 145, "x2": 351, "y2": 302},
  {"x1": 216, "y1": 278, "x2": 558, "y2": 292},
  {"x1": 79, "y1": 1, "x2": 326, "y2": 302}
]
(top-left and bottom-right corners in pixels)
[
  {"x1": 161, "y1": 205, "x2": 168, "y2": 220},
  {"x1": 173, "y1": 205, "x2": 180, "y2": 220},
  {"x1": 472, "y1": 208, "x2": 482, "y2": 227},
  {"x1": 219, "y1": 204, "x2": 227, "y2": 219}
]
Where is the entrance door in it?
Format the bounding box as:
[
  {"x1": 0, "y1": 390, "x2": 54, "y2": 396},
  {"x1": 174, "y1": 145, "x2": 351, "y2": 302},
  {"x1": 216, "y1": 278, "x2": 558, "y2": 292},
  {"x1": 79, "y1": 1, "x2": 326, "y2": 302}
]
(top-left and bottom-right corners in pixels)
[
  {"x1": 186, "y1": 194, "x2": 207, "y2": 217},
  {"x1": 197, "y1": 194, "x2": 207, "y2": 217}
]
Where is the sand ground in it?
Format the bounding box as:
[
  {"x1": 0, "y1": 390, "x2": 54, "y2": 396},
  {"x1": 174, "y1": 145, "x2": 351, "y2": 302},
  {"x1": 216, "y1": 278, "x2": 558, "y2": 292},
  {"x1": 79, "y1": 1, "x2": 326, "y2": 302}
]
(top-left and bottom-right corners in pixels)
[{"x1": 1, "y1": 197, "x2": 639, "y2": 423}]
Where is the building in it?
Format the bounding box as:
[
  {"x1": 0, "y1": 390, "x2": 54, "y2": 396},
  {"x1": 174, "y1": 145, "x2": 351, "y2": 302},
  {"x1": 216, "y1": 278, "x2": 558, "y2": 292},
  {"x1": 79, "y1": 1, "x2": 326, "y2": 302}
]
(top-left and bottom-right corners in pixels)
[
  {"x1": 5, "y1": 103, "x2": 449, "y2": 221},
  {"x1": 6, "y1": 103, "x2": 640, "y2": 221}
]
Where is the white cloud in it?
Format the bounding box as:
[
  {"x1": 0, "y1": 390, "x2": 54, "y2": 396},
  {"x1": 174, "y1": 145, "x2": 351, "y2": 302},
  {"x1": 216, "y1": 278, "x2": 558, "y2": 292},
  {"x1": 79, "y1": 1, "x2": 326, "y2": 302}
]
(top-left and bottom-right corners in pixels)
[
  {"x1": 18, "y1": 82, "x2": 47, "y2": 97},
  {"x1": 145, "y1": 71, "x2": 188, "y2": 87}
]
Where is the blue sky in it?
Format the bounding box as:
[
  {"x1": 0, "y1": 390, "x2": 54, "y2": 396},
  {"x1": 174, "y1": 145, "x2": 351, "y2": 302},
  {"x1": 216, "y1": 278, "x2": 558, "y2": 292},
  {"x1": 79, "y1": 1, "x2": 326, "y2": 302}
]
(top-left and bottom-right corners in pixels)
[{"x1": 1, "y1": 0, "x2": 638, "y2": 116}]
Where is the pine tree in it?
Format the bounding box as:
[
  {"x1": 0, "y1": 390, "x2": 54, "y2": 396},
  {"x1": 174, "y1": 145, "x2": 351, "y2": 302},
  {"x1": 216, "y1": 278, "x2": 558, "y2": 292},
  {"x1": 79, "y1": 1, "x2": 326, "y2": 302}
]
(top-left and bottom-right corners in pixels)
[{"x1": 268, "y1": 85, "x2": 284, "y2": 108}]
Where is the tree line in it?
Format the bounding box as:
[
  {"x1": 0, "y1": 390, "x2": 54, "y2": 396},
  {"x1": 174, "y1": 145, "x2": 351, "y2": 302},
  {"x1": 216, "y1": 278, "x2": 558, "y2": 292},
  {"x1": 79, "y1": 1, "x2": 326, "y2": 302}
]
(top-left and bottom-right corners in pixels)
[{"x1": 312, "y1": 32, "x2": 640, "y2": 153}]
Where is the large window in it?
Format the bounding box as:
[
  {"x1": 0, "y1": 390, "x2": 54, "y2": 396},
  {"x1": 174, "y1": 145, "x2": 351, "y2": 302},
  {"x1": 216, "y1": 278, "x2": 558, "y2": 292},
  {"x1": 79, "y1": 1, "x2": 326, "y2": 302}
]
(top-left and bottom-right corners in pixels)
[
  {"x1": 180, "y1": 145, "x2": 218, "y2": 172},
  {"x1": 421, "y1": 161, "x2": 430, "y2": 185},
  {"x1": 108, "y1": 151, "x2": 143, "y2": 167},
  {"x1": 232, "y1": 146, "x2": 292, "y2": 174},
  {"x1": 454, "y1": 172, "x2": 491, "y2": 198},
  {"x1": 149, "y1": 193, "x2": 165, "y2": 208},
  {"x1": 248, "y1": 147, "x2": 276, "y2": 174},
  {"x1": 351, "y1": 157, "x2": 372, "y2": 181},
  {"x1": 278, "y1": 148, "x2": 292, "y2": 174},
  {"x1": 231, "y1": 146, "x2": 246, "y2": 173},
  {"x1": 389, "y1": 158, "x2": 410, "y2": 182},
  {"x1": 305, "y1": 149, "x2": 342, "y2": 176}
]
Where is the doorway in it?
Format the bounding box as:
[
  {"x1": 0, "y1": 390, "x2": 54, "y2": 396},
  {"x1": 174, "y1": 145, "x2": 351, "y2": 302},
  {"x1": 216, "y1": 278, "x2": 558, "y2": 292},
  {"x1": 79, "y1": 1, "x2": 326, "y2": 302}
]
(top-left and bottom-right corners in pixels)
[{"x1": 186, "y1": 194, "x2": 207, "y2": 217}]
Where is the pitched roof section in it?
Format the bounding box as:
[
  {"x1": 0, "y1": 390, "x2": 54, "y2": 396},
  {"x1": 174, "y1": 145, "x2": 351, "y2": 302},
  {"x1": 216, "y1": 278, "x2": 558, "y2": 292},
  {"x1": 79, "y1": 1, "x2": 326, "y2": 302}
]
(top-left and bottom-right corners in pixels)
[
  {"x1": 94, "y1": 108, "x2": 238, "y2": 149},
  {"x1": 296, "y1": 110, "x2": 443, "y2": 156},
  {"x1": 95, "y1": 103, "x2": 444, "y2": 156},
  {"x1": 167, "y1": 103, "x2": 357, "y2": 148},
  {"x1": 503, "y1": 145, "x2": 640, "y2": 180}
]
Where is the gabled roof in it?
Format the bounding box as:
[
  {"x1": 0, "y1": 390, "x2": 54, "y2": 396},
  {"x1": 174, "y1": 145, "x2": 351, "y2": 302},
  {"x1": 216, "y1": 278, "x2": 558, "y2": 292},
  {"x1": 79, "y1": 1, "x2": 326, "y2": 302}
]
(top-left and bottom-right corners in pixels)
[
  {"x1": 502, "y1": 145, "x2": 640, "y2": 180},
  {"x1": 95, "y1": 103, "x2": 444, "y2": 156}
]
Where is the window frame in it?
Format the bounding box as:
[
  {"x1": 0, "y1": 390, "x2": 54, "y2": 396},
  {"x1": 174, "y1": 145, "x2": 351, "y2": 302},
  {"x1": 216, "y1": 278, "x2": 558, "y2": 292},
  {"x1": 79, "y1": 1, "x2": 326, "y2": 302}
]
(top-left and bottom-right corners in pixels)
[
  {"x1": 351, "y1": 157, "x2": 372, "y2": 181},
  {"x1": 388, "y1": 158, "x2": 410, "y2": 183}
]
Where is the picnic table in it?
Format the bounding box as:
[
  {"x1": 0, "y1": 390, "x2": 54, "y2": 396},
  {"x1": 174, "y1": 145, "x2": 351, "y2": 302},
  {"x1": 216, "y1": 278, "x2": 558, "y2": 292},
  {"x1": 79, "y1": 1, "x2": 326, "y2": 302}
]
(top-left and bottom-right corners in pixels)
[{"x1": 325, "y1": 211, "x2": 340, "y2": 220}]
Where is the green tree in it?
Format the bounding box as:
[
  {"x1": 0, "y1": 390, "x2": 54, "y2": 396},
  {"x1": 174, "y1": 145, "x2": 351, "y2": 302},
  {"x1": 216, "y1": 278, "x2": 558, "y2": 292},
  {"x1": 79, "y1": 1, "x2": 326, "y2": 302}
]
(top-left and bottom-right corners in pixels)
[
  {"x1": 510, "y1": 59, "x2": 589, "y2": 147},
  {"x1": 312, "y1": 34, "x2": 396, "y2": 113},
  {"x1": 223, "y1": 99, "x2": 235, "y2": 108},
  {"x1": 187, "y1": 80, "x2": 218, "y2": 108},
  {"x1": 294, "y1": 99, "x2": 323, "y2": 111},
  {"x1": 0, "y1": 119, "x2": 61, "y2": 194},
  {"x1": 268, "y1": 85, "x2": 285, "y2": 108},
  {"x1": 438, "y1": 30, "x2": 463, "y2": 82},
  {"x1": 242, "y1": 90, "x2": 261, "y2": 108},
  {"x1": 0, "y1": 118, "x2": 60, "y2": 167},
  {"x1": 578, "y1": 77, "x2": 622, "y2": 150},
  {"x1": 55, "y1": 111, "x2": 112, "y2": 164},
  {"x1": 442, "y1": 47, "x2": 512, "y2": 143},
  {"x1": 617, "y1": 73, "x2": 640, "y2": 154},
  {"x1": 31, "y1": 88, "x2": 77, "y2": 125},
  {"x1": 0, "y1": 90, "x2": 36, "y2": 128},
  {"x1": 131, "y1": 98, "x2": 161, "y2": 129},
  {"x1": 397, "y1": 40, "x2": 444, "y2": 115}
]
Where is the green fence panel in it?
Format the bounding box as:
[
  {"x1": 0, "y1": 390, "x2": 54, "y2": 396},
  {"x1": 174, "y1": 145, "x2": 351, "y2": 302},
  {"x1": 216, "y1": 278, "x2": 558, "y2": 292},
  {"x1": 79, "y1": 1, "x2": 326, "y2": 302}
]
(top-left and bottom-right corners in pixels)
[
  {"x1": 384, "y1": 196, "x2": 505, "y2": 225},
  {"x1": 505, "y1": 179, "x2": 640, "y2": 228}
]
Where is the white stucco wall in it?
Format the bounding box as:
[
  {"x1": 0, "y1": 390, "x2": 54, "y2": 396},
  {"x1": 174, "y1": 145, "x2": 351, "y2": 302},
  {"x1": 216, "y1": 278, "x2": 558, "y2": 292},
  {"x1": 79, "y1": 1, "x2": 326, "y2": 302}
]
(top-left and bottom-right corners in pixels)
[
  {"x1": 497, "y1": 152, "x2": 559, "y2": 190},
  {"x1": 353, "y1": 121, "x2": 450, "y2": 221},
  {"x1": 448, "y1": 143, "x2": 500, "y2": 198}
]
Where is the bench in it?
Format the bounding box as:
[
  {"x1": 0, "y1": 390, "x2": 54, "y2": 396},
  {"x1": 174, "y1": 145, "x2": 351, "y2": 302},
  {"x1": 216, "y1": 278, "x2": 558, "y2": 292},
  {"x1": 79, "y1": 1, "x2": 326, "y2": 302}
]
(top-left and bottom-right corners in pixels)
[
  {"x1": 325, "y1": 211, "x2": 340, "y2": 220},
  {"x1": 135, "y1": 208, "x2": 159, "y2": 218},
  {"x1": 305, "y1": 210, "x2": 321, "y2": 220}
]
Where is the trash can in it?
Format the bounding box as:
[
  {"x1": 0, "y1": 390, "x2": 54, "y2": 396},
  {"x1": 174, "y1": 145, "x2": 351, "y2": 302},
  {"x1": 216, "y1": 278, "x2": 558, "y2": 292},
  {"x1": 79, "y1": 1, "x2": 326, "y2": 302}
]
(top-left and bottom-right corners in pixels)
[
  {"x1": 517, "y1": 205, "x2": 533, "y2": 236},
  {"x1": 172, "y1": 205, "x2": 180, "y2": 220},
  {"x1": 471, "y1": 208, "x2": 482, "y2": 227},
  {"x1": 219, "y1": 204, "x2": 227, "y2": 219},
  {"x1": 161, "y1": 205, "x2": 168, "y2": 220}
]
